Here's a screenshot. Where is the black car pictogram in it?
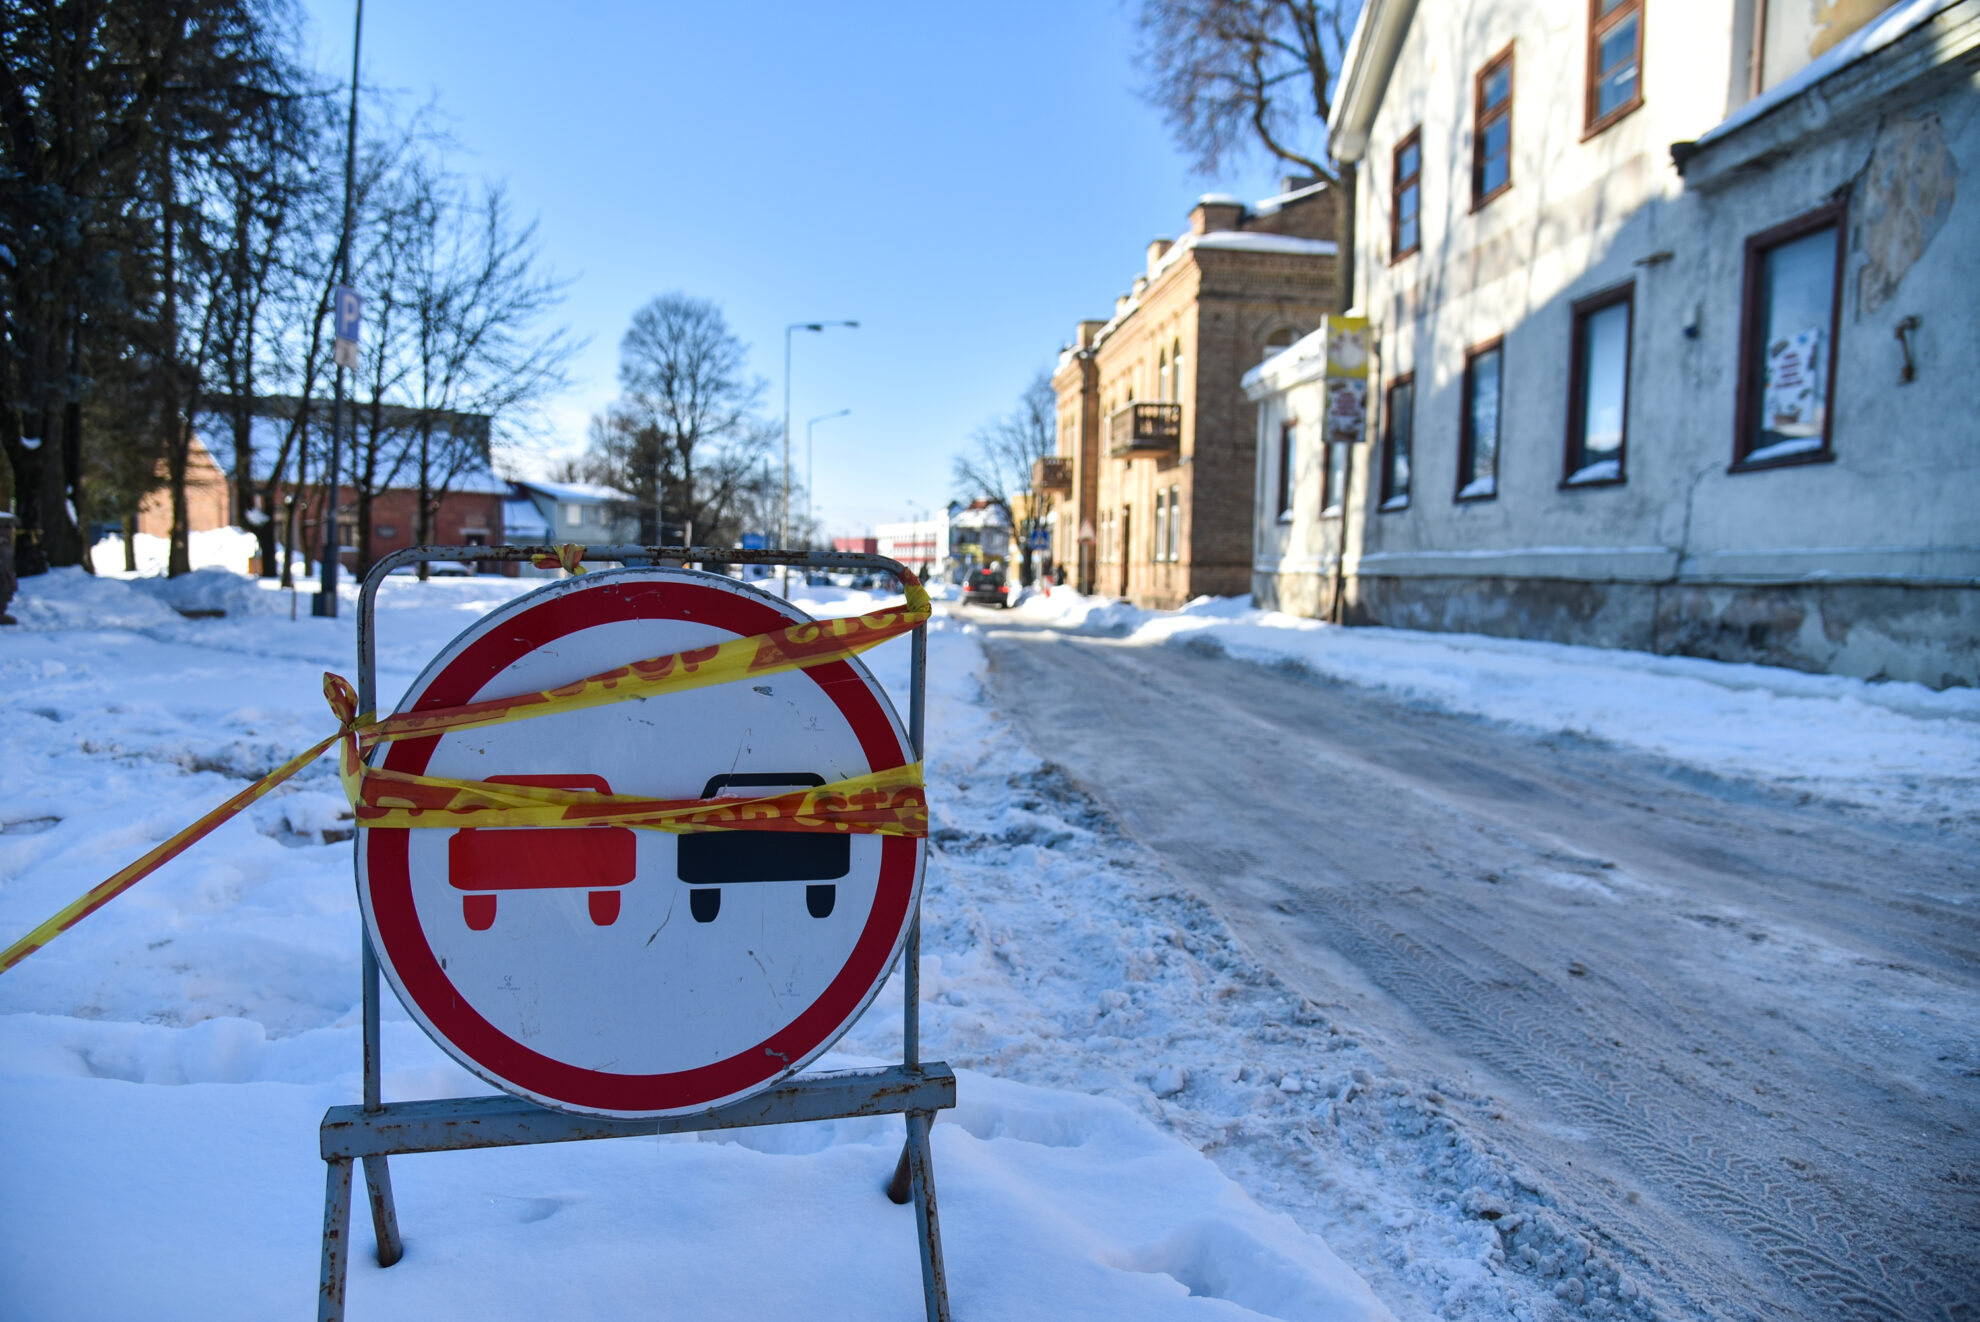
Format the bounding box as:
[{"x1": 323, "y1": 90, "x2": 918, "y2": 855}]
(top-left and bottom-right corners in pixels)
[{"x1": 676, "y1": 772, "x2": 850, "y2": 923}]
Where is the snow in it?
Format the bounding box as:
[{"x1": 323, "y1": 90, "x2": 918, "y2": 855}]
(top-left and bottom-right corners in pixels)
[
  {"x1": 1009, "y1": 589, "x2": 1980, "y2": 826},
  {"x1": 513, "y1": 477, "x2": 630, "y2": 505},
  {"x1": 1691, "y1": 0, "x2": 1954, "y2": 149},
  {"x1": 90, "y1": 525, "x2": 263, "y2": 577},
  {"x1": 1456, "y1": 475, "x2": 1497, "y2": 500},
  {"x1": 1740, "y1": 434, "x2": 1825, "y2": 465},
  {"x1": 1562, "y1": 458, "x2": 1620, "y2": 484},
  {"x1": 0, "y1": 568, "x2": 1394, "y2": 1322},
  {"x1": 1192, "y1": 232, "x2": 1340, "y2": 257}
]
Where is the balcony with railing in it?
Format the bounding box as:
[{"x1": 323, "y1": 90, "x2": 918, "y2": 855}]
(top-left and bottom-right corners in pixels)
[
  {"x1": 1031, "y1": 457, "x2": 1072, "y2": 494},
  {"x1": 1107, "y1": 402, "x2": 1182, "y2": 457}
]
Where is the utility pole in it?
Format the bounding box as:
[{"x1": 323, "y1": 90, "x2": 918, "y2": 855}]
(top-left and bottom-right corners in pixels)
[{"x1": 314, "y1": 0, "x2": 363, "y2": 617}]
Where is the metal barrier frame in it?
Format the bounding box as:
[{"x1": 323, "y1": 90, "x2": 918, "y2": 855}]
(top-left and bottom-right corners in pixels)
[{"x1": 318, "y1": 545, "x2": 952, "y2": 1322}]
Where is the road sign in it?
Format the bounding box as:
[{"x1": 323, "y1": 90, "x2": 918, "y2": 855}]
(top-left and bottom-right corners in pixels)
[
  {"x1": 1028, "y1": 527, "x2": 1050, "y2": 550},
  {"x1": 740, "y1": 532, "x2": 767, "y2": 551},
  {"x1": 1078, "y1": 520, "x2": 1096, "y2": 544},
  {"x1": 334, "y1": 285, "x2": 363, "y2": 342},
  {"x1": 357, "y1": 569, "x2": 925, "y2": 1118}
]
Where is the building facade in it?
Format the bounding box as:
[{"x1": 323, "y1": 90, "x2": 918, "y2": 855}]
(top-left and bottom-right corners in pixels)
[
  {"x1": 1047, "y1": 189, "x2": 1340, "y2": 609},
  {"x1": 1279, "y1": 0, "x2": 1978, "y2": 687}
]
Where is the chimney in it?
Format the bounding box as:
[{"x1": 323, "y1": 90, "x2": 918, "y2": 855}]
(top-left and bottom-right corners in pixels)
[
  {"x1": 1189, "y1": 193, "x2": 1245, "y2": 235},
  {"x1": 1279, "y1": 174, "x2": 1318, "y2": 196},
  {"x1": 1075, "y1": 319, "x2": 1106, "y2": 349},
  {"x1": 1146, "y1": 238, "x2": 1173, "y2": 275}
]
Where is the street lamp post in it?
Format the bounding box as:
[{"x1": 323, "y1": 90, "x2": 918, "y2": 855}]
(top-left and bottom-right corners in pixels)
[
  {"x1": 782, "y1": 320, "x2": 857, "y2": 594},
  {"x1": 805, "y1": 408, "x2": 851, "y2": 555},
  {"x1": 313, "y1": 0, "x2": 363, "y2": 618}
]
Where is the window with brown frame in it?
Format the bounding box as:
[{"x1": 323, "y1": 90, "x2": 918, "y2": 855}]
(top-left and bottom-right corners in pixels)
[
  {"x1": 1586, "y1": 0, "x2": 1644, "y2": 134},
  {"x1": 1380, "y1": 375, "x2": 1414, "y2": 510},
  {"x1": 1392, "y1": 129, "x2": 1422, "y2": 260},
  {"x1": 1734, "y1": 200, "x2": 1846, "y2": 470},
  {"x1": 1458, "y1": 340, "x2": 1503, "y2": 501},
  {"x1": 1472, "y1": 45, "x2": 1514, "y2": 208},
  {"x1": 1166, "y1": 483, "x2": 1181, "y2": 560},
  {"x1": 1564, "y1": 285, "x2": 1632, "y2": 485},
  {"x1": 1275, "y1": 420, "x2": 1297, "y2": 520}
]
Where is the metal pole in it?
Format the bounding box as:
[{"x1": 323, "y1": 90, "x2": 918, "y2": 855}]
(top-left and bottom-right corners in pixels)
[
  {"x1": 781, "y1": 325, "x2": 796, "y2": 597},
  {"x1": 806, "y1": 408, "x2": 849, "y2": 561},
  {"x1": 314, "y1": 0, "x2": 362, "y2": 618},
  {"x1": 781, "y1": 322, "x2": 856, "y2": 595}
]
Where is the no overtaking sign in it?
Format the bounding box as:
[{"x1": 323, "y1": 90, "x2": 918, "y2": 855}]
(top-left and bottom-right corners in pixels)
[{"x1": 358, "y1": 569, "x2": 924, "y2": 1118}]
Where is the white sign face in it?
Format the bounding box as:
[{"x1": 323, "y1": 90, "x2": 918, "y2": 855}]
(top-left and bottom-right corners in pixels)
[{"x1": 358, "y1": 569, "x2": 924, "y2": 1118}]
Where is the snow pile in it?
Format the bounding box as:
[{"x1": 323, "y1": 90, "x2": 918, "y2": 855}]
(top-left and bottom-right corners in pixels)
[
  {"x1": 129, "y1": 566, "x2": 287, "y2": 618},
  {"x1": 91, "y1": 525, "x2": 262, "y2": 577},
  {"x1": 1008, "y1": 589, "x2": 1980, "y2": 826},
  {"x1": 7, "y1": 567, "x2": 183, "y2": 630},
  {"x1": 0, "y1": 573, "x2": 1398, "y2": 1322}
]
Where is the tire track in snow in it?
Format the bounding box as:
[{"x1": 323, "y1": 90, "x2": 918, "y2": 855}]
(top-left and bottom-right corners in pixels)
[{"x1": 976, "y1": 617, "x2": 1980, "y2": 1322}]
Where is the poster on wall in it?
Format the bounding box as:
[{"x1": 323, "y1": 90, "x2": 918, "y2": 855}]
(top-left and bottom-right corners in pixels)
[
  {"x1": 1325, "y1": 378, "x2": 1368, "y2": 445},
  {"x1": 1763, "y1": 328, "x2": 1824, "y2": 436}
]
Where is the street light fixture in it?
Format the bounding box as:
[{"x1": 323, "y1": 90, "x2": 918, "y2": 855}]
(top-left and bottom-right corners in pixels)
[
  {"x1": 783, "y1": 320, "x2": 857, "y2": 594},
  {"x1": 806, "y1": 408, "x2": 851, "y2": 553}
]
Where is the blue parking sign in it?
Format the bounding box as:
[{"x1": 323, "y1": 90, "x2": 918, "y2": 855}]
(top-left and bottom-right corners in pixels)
[
  {"x1": 334, "y1": 286, "x2": 362, "y2": 343},
  {"x1": 740, "y1": 532, "x2": 767, "y2": 551}
]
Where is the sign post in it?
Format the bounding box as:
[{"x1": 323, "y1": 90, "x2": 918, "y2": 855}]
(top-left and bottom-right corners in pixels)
[{"x1": 319, "y1": 545, "x2": 953, "y2": 1321}]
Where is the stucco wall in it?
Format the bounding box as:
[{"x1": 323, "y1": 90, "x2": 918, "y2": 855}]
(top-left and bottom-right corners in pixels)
[{"x1": 1263, "y1": 0, "x2": 1980, "y2": 685}]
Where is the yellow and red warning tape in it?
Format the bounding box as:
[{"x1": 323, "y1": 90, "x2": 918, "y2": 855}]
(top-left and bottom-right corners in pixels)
[{"x1": 0, "y1": 552, "x2": 930, "y2": 975}]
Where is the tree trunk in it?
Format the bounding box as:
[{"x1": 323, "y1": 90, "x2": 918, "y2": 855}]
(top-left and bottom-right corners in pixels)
[
  {"x1": 414, "y1": 421, "x2": 433, "y2": 581},
  {"x1": 161, "y1": 153, "x2": 192, "y2": 579},
  {"x1": 122, "y1": 515, "x2": 138, "y2": 572},
  {"x1": 63, "y1": 318, "x2": 91, "y2": 572}
]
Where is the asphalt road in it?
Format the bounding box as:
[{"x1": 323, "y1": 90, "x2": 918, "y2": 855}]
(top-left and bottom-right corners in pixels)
[{"x1": 967, "y1": 608, "x2": 1980, "y2": 1322}]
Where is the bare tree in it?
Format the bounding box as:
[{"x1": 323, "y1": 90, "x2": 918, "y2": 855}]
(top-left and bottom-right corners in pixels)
[
  {"x1": 399, "y1": 171, "x2": 574, "y2": 575},
  {"x1": 953, "y1": 370, "x2": 1055, "y2": 584},
  {"x1": 589, "y1": 292, "x2": 768, "y2": 546},
  {"x1": 1135, "y1": 0, "x2": 1361, "y2": 310}
]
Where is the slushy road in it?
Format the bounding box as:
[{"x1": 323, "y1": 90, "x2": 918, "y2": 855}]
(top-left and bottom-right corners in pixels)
[{"x1": 968, "y1": 609, "x2": 1979, "y2": 1322}]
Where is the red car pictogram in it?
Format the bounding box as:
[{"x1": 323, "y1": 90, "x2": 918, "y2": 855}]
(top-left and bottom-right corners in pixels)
[{"x1": 447, "y1": 774, "x2": 636, "y2": 931}]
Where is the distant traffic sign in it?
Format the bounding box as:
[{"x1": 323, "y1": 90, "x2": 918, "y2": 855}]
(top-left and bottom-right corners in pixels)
[
  {"x1": 334, "y1": 285, "x2": 363, "y2": 342},
  {"x1": 358, "y1": 570, "x2": 924, "y2": 1118},
  {"x1": 740, "y1": 532, "x2": 767, "y2": 551}
]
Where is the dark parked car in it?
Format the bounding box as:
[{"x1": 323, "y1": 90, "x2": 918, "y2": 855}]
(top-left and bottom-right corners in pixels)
[{"x1": 963, "y1": 567, "x2": 1010, "y2": 607}]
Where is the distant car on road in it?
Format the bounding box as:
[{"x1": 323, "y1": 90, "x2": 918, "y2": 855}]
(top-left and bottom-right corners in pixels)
[{"x1": 963, "y1": 567, "x2": 1010, "y2": 607}]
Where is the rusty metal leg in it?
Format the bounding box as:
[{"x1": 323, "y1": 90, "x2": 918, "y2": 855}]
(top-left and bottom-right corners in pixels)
[
  {"x1": 886, "y1": 1139, "x2": 913, "y2": 1204},
  {"x1": 360, "y1": 1154, "x2": 404, "y2": 1266},
  {"x1": 905, "y1": 1110, "x2": 952, "y2": 1322},
  {"x1": 318, "y1": 1158, "x2": 355, "y2": 1322}
]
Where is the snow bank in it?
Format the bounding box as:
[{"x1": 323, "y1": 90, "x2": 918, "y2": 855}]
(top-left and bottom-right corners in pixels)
[
  {"x1": 92, "y1": 525, "x2": 261, "y2": 577},
  {"x1": 1008, "y1": 589, "x2": 1980, "y2": 825},
  {"x1": 0, "y1": 573, "x2": 1397, "y2": 1322}
]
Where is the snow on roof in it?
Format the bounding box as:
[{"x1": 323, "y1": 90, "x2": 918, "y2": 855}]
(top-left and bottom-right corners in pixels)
[
  {"x1": 1193, "y1": 232, "x2": 1338, "y2": 257},
  {"x1": 1691, "y1": 0, "x2": 1953, "y2": 149},
  {"x1": 1249, "y1": 179, "x2": 1330, "y2": 216},
  {"x1": 1092, "y1": 228, "x2": 1340, "y2": 352},
  {"x1": 513, "y1": 478, "x2": 630, "y2": 504},
  {"x1": 1196, "y1": 192, "x2": 1242, "y2": 206},
  {"x1": 502, "y1": 497, "x2": 551, "y2": 539},
  {"x1": 1241, "y1": 324, "x2": 1336, "y2": 395}
]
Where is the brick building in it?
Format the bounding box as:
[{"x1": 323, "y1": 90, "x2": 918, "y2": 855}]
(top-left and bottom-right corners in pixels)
[
  {"x1": 134, "y1": 435, "x2": 230, "y2": 538},
  {"x1": 1044, "y1": 188, "x2": 1339, "y2": 607}
]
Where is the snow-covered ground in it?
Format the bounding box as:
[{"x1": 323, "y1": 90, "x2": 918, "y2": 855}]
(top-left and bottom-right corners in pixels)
[
  {"x1": 0, "y1": 569, "x2": 1394, "y2": 1322},
  {"x1": 1007, "y1": 587, "x2": 1980, "y2": 830}
]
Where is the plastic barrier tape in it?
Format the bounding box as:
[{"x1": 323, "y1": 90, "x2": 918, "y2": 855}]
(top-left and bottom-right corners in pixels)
[{"x1": 0, "y1": 557, "x2": 929, "y2": 975}]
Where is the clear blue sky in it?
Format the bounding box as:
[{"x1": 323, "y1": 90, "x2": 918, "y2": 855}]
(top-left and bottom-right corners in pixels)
[{"x1": 298, "y1": 0, "x2": 1297, "y2": 536}]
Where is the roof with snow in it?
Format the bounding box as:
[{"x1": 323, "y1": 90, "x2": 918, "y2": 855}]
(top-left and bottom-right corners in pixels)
[{"x1": 511, "y1": 478, "x2": 631, "y2": 505}]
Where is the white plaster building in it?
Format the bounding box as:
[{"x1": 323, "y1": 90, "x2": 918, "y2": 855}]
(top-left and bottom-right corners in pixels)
[{"x1": 1261, "y1": 0, "x2": 1978, "y2": 686}]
